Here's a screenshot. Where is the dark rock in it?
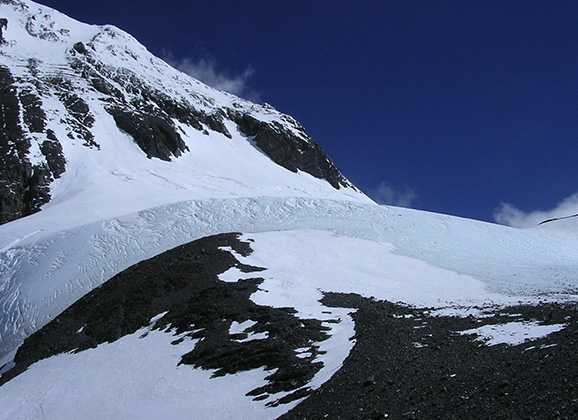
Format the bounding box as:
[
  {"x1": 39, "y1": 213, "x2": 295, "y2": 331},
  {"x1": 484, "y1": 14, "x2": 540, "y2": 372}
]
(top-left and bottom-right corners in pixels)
[
  {"x1": 40, "y1": 130, "x2": 65, "y2": 178},
  {"x1": 108, "y1": 107, "x2": 187, "y2": 161},
  {"x1": 22, "y1": 166, "x2": 52, "y2": 215},
  {"x1": 0, "y1": 66, "x2": 52, "y2": 225},
  {"x1": 66, "y1": 43, "x2": 354, "y2": 191},
  {"x1": 0, "y1": 18, "x2": 7, "y2": 44},
  {"x1": 47, "y1": 77, "x2": 98, "y2": 148},
  {"x1": 72, "y1": 41, "x2": 87, "y2": 54},
  {"x1": 90, "y1": 76, "x2": 123, "y2": 99},
  {"x1": 139, "y1": 90, "x2": 232, "y2": 138},
  {"x1": 61, "y1": 92, "x2": 93, "y2": 126},
  {"x1": 1, "y1": 20, "x2": 354, "y2": 224},
  {"x1": 230, "y1": 112, "x2": 352, "y2": 190},
  {"x1": 0, "y1": 234, "x2": 331, "y2": 406},
  {"x1": 19, "y1": 89, "x2": 46, "y2": 133},
  {"x1": 282, "y1": 293, "x2": 578, "y2": 419}
]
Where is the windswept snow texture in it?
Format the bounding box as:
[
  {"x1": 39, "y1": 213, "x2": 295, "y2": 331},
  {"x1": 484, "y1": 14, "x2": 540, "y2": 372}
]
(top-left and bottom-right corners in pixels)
[{"x1": 2, "y1": 198, "x2": 578, "y2": 359}]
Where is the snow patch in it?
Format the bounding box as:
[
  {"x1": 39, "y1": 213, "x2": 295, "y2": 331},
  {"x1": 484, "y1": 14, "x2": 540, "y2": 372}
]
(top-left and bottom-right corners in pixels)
[
  {"x1": 229, "y1": 320, "x2": 257, "y2": 335},
  {"x1": 0, "y1": 328, "x2": 297, "y2": 420},
  {"x1": 457, "y1": 321, "x2": 566, "y2": 346}
]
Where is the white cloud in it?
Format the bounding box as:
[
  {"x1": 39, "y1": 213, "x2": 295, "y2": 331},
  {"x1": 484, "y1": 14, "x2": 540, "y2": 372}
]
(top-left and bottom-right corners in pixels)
[
  {"x1": 164, "y1": 53, "x2": 258, "y2": 100},
  {"x1": 371, "y1": 182, "x2": 418, "y2": 208},
  {"x1": 494, "y1": 192, "x2": 578, "y2": 228}
]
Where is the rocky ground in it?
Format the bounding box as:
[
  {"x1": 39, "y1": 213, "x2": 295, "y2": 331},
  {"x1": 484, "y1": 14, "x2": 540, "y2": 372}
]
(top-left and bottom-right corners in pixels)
[
  {"x1": 2, "y1": 232, "x2": 577, "y2": 419},
  {"x1": 0, "y1": 233, "x2": 334, "y2": 406},
  {"x1": 283, "y1": 295, "x2": 578, "y2": 419}
]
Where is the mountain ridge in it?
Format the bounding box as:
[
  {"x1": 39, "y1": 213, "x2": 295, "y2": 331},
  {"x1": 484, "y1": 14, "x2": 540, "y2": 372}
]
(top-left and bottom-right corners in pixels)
[{"x1": 0, "y1": 0, "x2": 365, "y2": 225}]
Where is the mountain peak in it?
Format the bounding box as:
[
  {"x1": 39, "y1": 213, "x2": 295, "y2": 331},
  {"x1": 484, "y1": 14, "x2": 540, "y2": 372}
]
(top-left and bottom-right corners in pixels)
[{"x1": 0, "y1": 0, "x2": 366, "y2": 227}]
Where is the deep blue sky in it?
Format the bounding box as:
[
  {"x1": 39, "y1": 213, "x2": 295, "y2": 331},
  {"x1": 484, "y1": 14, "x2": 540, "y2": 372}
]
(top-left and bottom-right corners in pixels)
[{"x1": 42, "y1": 0, "x2": 578, "y2": 221}]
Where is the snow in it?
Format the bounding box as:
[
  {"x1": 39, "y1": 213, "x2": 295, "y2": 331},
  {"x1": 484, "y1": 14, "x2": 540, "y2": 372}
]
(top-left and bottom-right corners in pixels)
[
  {"x1": 295, "y1": 350, "x2": 312, "y2": 359},
  {"x1": 2, "y1": 1, "x2": 578, "y2": 417},
  {"x1": 457, "y1": 321, "x2": 566, "y2": 346},
  {"x1": 0, "y1": 326, "x2": 298, "y2": 420},
  {"x1": 0, "y1": 0, "x2": 99, "y2": 68},
  {"x1": 0, "y1": 350, "x2": 15, "y2": 376},
  {"x1": 232, "y1": 230, "x2": 513, "y2": 310},
  {"x1": 3, "y1": 210, "x2": 577, "y2": 416},
  {"x1": 229, "y1": 321, "x2": 269, "y2": 343},
  {"x1": 0, "y1": 259, "x2": 354, "y2": 420},
  {"x1": 427, "y1": 307, "x2": 487, "y2": 318},
  {"x1": 233, "y1": 331, "x2": 269, "y2": 343},
  {"x1": 3, "y1": 197, "x2": 578, "y2": 361},
  {"x1": 0, "y1": 69, "x2": 369, "y2": 241},
  {"x1": 0, "y1": 0, "x2": 370, "y2": 250},
  {"x1": 229, "y1": 320, "x2": 257, "y2": 335}
]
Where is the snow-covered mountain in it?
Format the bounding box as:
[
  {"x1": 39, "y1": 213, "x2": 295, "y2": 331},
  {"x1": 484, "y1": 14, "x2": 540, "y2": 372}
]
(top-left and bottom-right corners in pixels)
[
  {"x1": 2, "y1": 1, "x2": 578, "y2": 419},
  {"x1": 0, "y1": 0, "x2": 368, "y2": 228}
]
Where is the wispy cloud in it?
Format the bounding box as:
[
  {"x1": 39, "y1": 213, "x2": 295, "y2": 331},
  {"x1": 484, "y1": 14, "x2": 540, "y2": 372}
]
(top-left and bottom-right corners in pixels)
[
  {"x1": 164, "y1": 52, "x2": 259, "y2": 100},
  {"x1": 370, "y1": 181, "x2": 418, "y2": 208},
  {"x1": 494, "y1": 192, "x2": 578, "y2": 228}
]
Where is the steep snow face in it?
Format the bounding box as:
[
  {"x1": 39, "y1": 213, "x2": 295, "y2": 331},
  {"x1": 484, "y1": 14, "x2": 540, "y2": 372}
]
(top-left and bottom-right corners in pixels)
[{"x1": 0, "y1": 0, "x2": 367, "y2": 225}]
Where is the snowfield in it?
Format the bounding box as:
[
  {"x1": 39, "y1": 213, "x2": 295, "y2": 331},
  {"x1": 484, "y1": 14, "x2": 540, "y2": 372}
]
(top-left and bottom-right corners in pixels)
[{"x1": 2, "y1": 197, "x2": 578, "y2": 361}]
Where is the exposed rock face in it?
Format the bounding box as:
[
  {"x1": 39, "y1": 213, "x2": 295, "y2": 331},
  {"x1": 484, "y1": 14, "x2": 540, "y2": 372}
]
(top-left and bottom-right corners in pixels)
[
  {"x1": 40, "y1": 130, "x2": 65, "y2": 177},
  {"x1": 0, "y1": 233, "x2": 331, "y2": 406},
  {"x1": 0, "y1": 18, "x2": 7, "y2": 44},
  {"x1": 57, "y1": 86, "x2": 98, "y2": 148},
  {"x1": 67, "y1": 47, "x2": 235, "y2": 161},
  {"x1": 231, "y1": 112, "x2": 352, "y2": 190},
  {"x1": 19, "y1": 89, "x2": 46, "y2": 133},
  {"x1": 0, "y1": 67, "x2": 63, "y2": 224},
  {"x1": 107, "y1": 107, "x2": 187, "y2": 161}
]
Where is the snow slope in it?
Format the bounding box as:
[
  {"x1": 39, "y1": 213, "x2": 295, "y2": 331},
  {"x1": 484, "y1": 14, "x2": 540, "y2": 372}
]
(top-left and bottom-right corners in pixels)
[
  {"x1": 0, "y1": 328, "x2": 296, "y2": 420},
  {"x1": 0, "y1": 226, "x2": 576, "y2": 419},
  {"x1": 0, "y1": 0, "x2": 368, "y2": 225},
  {"x1": 0, "y1": 306, "x2": 354, "y2": 420},
  {"x1": 2, "y1": 197, "x2": 578, "y2": 360}
]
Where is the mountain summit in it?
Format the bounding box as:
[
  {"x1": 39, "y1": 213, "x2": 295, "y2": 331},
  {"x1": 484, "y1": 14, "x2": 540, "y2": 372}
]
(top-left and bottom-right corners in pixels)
[{"x1": 0, "y1": 0, "x2": 367, "y2": 227}]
